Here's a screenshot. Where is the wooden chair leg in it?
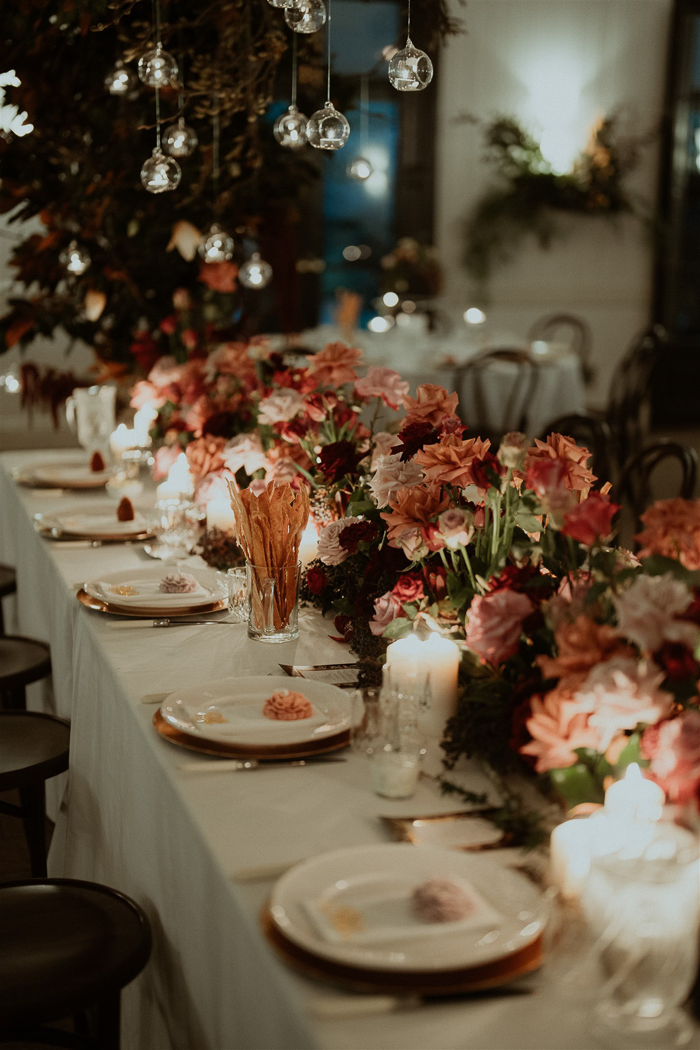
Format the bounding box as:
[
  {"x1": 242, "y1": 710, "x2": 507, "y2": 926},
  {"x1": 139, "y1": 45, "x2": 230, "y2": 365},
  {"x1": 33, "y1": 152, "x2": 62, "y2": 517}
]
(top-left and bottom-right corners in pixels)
[
  {"x1": 1, "y1": 684, "x2": 27, "y2": 710},
  {"x1": 19, "y1": 780, "x2": 47, "y2": 877},
  {"x1": 94, "y1": 992, "x2": 120, "y2": 1050}
]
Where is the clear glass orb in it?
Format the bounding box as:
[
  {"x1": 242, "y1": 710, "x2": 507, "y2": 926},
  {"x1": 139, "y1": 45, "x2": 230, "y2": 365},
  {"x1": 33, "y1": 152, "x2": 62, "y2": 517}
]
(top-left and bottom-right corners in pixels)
[
  {"x1": 388, "y1": 39, "x2": 433, "y2": 92},
  {"x1": 140, "y1": 148, "x2": 181, "y2": 194},
  {"x1": 163, "y1": 117, "x2": 198, "y2": 158},
  {"x1": 198, "y1": 224, "x2": 235, "y2": 264},
  {"x1": 138, "y1": 45, "x2": 179, "y2": 88},
  {"x1": 273, "y1": 105, "x2": 308, "y2": 149},
  {"x1": 307, "y1": 102, "x2": 350, "y2": 151},
  {"x1": 239, "y1": 253, "x2": 273, "y2": 290},
  {"x1": 347, "y1": 155, "x2": 373, "y2": 180},
  {"x1": 59, "y1": 240, "x2": 91, "y2": 276},
  {"x1": 104, "y1": 60, "x2": 137, "y2": 96},
  {"x1": 284, "y1": 0, "x2": 326, "y2": 34}
]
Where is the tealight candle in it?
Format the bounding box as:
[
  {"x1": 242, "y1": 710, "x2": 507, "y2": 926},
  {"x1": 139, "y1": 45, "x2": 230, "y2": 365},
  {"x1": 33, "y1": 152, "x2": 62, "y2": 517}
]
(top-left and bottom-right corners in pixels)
[
  {"x1": 550, "y1": 815, "x2": 600, "y2": 899},
  {"x1": 206, "y1": 497, "x2": 236, "y2": 536},
  {"x1": 386, "y1": 632, "x2": 460, "y2": 737},
  {"x1": 156, "y1": 453, "x2": 195, "y2": 500},
  {"x1": 299, "y1": 520, "x2": 319, "y2": 568},
  {"x1": 604, "y1": 762, "x2": 665, "y2": 823}
]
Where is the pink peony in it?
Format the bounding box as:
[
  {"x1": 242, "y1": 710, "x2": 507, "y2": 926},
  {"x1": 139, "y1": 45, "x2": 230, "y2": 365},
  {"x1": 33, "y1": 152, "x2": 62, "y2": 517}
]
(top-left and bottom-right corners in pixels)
[
  {"x1": 370, "y1": 591, "x2": 403, "y2": 636},
  {"x1": 368, "y1": 453, "x2": 424, "y2": 508},
  {"x1": 613, "y1": 573, "x2": 698, "y2": 654},
  {"x1": 354, "y1": 367, "x2": 410, "y2": 409},
  {"x1": 309, "y1": 342, "x2": 363, "y2": 387},
  {"x1": 258, "y1": 389, "x2": 306, "y2": 426},
  {"x1": 317, "y1": 517, "x2": 363, "y2": 566},
  {"x1": 465, "y1": 590, "x2": 533, "y2": 665},
  {"x1": 573, "y1": 657, "x2": 674, "y2": 752}
]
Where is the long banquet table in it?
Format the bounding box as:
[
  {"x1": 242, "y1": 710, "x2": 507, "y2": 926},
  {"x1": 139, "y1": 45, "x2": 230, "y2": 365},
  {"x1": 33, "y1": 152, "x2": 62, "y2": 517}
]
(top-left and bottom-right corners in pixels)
[{"x1": 0, "y1": 449, "x2": 664, "y2": 1050}]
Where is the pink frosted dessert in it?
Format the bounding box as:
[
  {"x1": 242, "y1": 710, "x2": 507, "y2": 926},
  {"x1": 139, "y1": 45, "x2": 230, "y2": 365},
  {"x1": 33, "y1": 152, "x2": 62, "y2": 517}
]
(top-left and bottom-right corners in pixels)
[
  {"x1": 159, "y1": 571, "x2": 199, "y2": 594},
  {"x1": 412, "y1": 877, "x2": 477, "y2": 923},
  {"x1": 262, "y1": 689, "x2": 314, "y2": 721}
]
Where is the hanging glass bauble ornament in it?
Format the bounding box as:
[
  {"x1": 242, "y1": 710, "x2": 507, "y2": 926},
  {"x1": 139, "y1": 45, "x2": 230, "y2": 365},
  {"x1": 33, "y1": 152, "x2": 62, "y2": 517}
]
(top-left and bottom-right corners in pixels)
[
  {"x1": 388, "y1": 39, "x2": 433, "y2": 91},
  {"x1": 307, "y1": 101, "x2": 350, "y2": 151},
  {"x1": 104, "y1": 60, "x2": 137, "y2": 96},
  {"x1": 284, "y1": 0, "x2": 326, "y2": 34},
  {"x1": 239, "y1": 253, "x2": 273, "y2": 290},
  {"x1": 59, "y1": 240, "x2": 91, "y2": 276},
  {"x1": 140, "y1": 148, "x2": 181, "y2": 193},
  {"x1": 163, "y1": 117, "x2": 198, "y2": 158},
  {"x1": 138, "y1": 45, "x2": 179, "y2": 88},
  {"x1": 198, "y1": 224, "x2": 235, "y2": 264},
  {"x1": 273, "y1": 105, "x2": 308, "y2": 149},
  {"x1": 347, "y1": 156, "x2": 373, "y2": 180}
]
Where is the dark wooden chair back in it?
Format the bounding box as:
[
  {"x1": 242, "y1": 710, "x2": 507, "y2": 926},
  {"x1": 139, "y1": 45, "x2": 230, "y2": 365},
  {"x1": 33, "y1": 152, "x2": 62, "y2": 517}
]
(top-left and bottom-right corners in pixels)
[
  {"x1": 453, "y1": 349, "x2": 540, "y2": 441},
  {"x1": 537, "y1": 413, "x2": 613, "y2": 487},
  {"x1": 528, "y1": 313, "x2": 593, "y2": 384},
  {"x1": 615, "y1": 440, "x2": 698, "y2": 530},
  {"x1": 606, "y1": 325, "x2": 665, "y2": 471}
]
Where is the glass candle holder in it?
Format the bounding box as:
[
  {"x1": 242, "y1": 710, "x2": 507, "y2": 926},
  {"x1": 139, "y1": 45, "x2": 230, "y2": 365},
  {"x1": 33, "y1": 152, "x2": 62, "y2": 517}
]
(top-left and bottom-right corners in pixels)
[
  {"x1": 369, "y1": 669, "x2": 425, "y2": 799},
  {"x1": 350, "y1": 686, "x2": 382, "y2": 756},
  {"x1": 246, "y1": 562, "x2": 300, "y2": 643},
  {"x1": 155, "y1": 498, "x2": 198, "y2": 556}
]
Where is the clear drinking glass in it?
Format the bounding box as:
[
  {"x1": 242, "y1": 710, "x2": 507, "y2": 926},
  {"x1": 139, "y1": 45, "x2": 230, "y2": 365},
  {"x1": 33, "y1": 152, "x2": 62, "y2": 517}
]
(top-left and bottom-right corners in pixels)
[
  {"x1": 246, "y1": 562, "x2": 300, "y2": 643},
  {"x1": 65, "y1": 385, "x2": 117, "y2": 454},
  {"x1": 155, "y1": 498, "x2": 198, "y2": 555},
  {"x1": 224, "y1": 567, "x2": 249, "y2": 623},
  {"x1": 579, "y1": 826, "x2": 700, "y2": 1048}
]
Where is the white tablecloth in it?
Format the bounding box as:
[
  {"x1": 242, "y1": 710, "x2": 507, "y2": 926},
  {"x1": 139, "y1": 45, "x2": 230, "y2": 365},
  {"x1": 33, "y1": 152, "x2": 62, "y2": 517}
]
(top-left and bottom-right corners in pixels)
[{"x1": 1, "y1": 451, "x2": 693, "y2": 1050}]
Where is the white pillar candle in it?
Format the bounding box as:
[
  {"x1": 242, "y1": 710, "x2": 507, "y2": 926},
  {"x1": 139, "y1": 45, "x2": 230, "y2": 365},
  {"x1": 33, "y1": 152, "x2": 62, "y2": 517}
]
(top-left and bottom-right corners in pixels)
[
  {"x1": 604, "y1": 763, "x2": 665, "y2": 824},
  {"x1": 133, "y1": 403, "x2": 158, "y2": 447},
  {"x1": 386, "y1": 632, "x2": 460, "y2": 738},
  {"x1": 299, "y1": 520, "x2": 319, "y2": 568},
  {"x1": 110, "y1": 423, "x2": 137, "y2": 456},
  {"x1": 206, "y1": 497, "x2": 236, "y2": 535},
  {"x1": 156, "y1": 453, "x2": 195, "y2": 499},
  {"x1": 550, "y1": 816, "x2": 599, "y2": 899}
]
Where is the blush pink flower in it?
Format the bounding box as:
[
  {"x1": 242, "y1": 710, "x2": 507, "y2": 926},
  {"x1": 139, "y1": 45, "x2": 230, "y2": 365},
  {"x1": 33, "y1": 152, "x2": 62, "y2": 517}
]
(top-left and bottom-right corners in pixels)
[
  {"x1": 465, "y1": 590, "x2": 533, "y2": 665},
  {"x1": 130, "y1": 379, "x2": 166, "y2": 410},
  {"x1": 354, "y1": 367, "x2": 410, "y2": 409},
  {"x1": 573, "y1": 657, "x2": 674, "y2": 752},
  {"x1": 222, "y1": 433, "x2": 268, "y2": 477},
  {"x1": 613, "y1": 573, "x2": 698, "y2": 654},
  {"x1": 636, "y1": 498, "x2": 700, "y2": 571},
  {"x1": 403, "y1": 384, "x2": 459, "y2": 427},
  {"x1": 524, "y1": 433, "x2": 597, "y2": 498},
  {"x1": 258, "y1": 389, "x2": 306, "y2": 426},
  {"x1": 369, "y1": 591, "x2": 403, "y2": 636},
  {"x1": 520, "y1": 685, "x2": 600, "y2": 773},
  {"x1": 525, "y1": 457, "x2": 576, "y2": 523},
  {"x1": 317, "y1": 517, "x2": 363, "y2": 566},
  {"x1": 152, "y1": 443, "x2": 181, "y2": 481},
  {"x1": 642, "y1": 709, "x2": 700, "y2": 803},
  {"x1": 438, "y1": 508, "x2": 475, "y2": 549},
  {"x1": 368, "y1": 453, "x2": 424, "y2": 508},
  {"x1": 371, "y1": 431, "x2": 399, "y2": 467},
  {"x1": 309, "y1": 342, "x2": 363, "y2": 387},
  {"x1": 538, "y1": 615, "x2": 630, "y2": 689}
]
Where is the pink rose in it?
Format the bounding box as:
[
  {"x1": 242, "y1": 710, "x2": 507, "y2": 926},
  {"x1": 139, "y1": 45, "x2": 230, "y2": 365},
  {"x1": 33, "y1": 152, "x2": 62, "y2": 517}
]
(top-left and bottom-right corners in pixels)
[
  {"x1": 354, "y1": 367, "x2": 410, "y2": 410},
  {"x1": 152, "y1": 443, "x2": 181, "y2": 481},
  {"x1": 317, "y1": 517, "x2": 363, "y2": 566},
  {"x1": 438, "y1": 508, "x2": 475, "y2": 549},
  {"x1": 370, "y1": 591, "x2": 403, "y2": 636},
  {"x1": 465, "y1": 590, "x2": 533, "y2": 665}
]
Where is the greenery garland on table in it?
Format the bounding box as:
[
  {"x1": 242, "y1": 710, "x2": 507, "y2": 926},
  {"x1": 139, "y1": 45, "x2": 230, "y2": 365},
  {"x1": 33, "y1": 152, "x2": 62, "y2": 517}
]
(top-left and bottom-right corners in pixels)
[{"x1": 462, "y1": 115, "x2": 650, "y2": 288}]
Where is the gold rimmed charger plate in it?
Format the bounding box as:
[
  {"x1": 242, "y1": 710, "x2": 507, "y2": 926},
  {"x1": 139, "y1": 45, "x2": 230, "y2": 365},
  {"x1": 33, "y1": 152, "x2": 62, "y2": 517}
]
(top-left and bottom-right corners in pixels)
[
  {"x1": 36, "y1": 524, "x2": 155, "y2": 543},
  {"x1": 261, "y1": 906, "x2": 542, "y2": 997},
  {"x1": 381, "y1": 811, "x2": 510, "y2": 851},
  {"x1": 153, "y1": 708, "x2": 350, "y2": 760},
  {"x1": 77, "y1": 589, "x2": 228, "y2": 618}
]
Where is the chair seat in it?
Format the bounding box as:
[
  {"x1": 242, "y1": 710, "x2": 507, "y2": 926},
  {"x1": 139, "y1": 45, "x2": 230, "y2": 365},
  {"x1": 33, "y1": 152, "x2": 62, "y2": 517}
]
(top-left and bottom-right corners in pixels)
[
  {"x1": 0, "y1": 564, "x2": 16, "y2": 600},
  {"x1": 0, "y1": 879, "x2": 152, "y2": 1027},
  {"x1": 0, "y1": 635, "x2": 52, "y2": 691},
  {"x1": 0, "y1": 711, "x2": 70, "y2": 791}
]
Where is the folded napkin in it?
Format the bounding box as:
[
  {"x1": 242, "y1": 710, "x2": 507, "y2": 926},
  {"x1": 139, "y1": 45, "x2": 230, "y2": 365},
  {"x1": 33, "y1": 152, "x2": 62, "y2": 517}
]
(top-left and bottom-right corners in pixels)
[
  {"x1": 55, "y1": 513, "x2": 148, "y2": 537},
  {"x1": 175, "y1": 698, "x2": 330, "y2": 739},
  {"x1": 86, "y1": 576, "x2": 214, "y2": 609}
]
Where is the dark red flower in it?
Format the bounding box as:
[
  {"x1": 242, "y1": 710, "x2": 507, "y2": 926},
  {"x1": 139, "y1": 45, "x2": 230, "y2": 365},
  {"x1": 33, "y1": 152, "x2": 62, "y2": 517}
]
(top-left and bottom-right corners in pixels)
[
  {"x1": 159, "y1": 315, "x2": 177, "y2": 335},
  {"x1": 333, "y1": 614, "x2": 353, "y2": 643},
  {"x1": 306, "y1": 566, "x2": 328, "y2": 596},
  {"x1": 654, "y1": 641, "x2": 700, "y2": 681},
  {"x1": 338, "y1": 520, "x2": 379, "y2": 554},
  {"x1": 201, "y1": 411, "x2": 241, "y2": 439},
  {"x1": 471, "y1": 452, "x2": 505, "y2": 490},
  {"x1": 277, "y1": 418, "x2": 309, "y2": 444},
  {"x1": 129, "y1": 332, "x2": 161, "y2": 374},
  {"x1": 489, "y1": 565, "x2": 555, "y2": 600},
  {"x1": 681, "y1": 594, "x2": 700, "y2": 626},
  {"x1": 317, "y1": 440, "x2": 361, "y2": 483},
  {"x1": 391, "y1": 573, "x2": 425, "y2": 603},
  {"x1": 392, "y1": 421, "x2": 441, "y2": 462}
]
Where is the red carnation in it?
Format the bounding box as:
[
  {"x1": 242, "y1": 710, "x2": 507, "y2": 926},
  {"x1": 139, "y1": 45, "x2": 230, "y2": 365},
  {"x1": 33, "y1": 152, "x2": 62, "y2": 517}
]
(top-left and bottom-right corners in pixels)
[
  {"x1": 306, "y1": 566, "x2": 328, "y2": 596},
  {"x1": 318, "y1": 440, "x2": 361, "y2": 483},
  {"x1": 654, "y1": 641, "x2": 700, "y2": 681},
  {"x1": 562, "y1": 491, "x2": 620, "y2": 546}
]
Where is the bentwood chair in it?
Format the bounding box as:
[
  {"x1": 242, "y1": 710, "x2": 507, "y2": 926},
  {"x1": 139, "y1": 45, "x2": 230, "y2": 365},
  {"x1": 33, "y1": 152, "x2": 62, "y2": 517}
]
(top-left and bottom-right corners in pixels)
[
  {"x1": 603, "y1": 324, "x2": 665, "y2": 473},
  {"x1": 0, "y1": 565, "x2": 17, "y2": 636},
  {"x1": 0, "y1": 879, "x2": 152, "y2": 1050},
  {"x1": 538, "y1": 413, "x2": 613, "y2": 488},
  {"x1": 0, "y1": 710, "x2": 70, "y2": 877},
  {"x1": 614, "y1": 440, "x2": 698, "y2": 531},
  {"x1": 528, "y1": 313, "x2": 594, "y2": 386},
  {"x1": 0, "y1": 635, "x2": 52, "y2": 711},
  {"x1": 453, "y1": 349, "x2": 540, "y2": 441}
]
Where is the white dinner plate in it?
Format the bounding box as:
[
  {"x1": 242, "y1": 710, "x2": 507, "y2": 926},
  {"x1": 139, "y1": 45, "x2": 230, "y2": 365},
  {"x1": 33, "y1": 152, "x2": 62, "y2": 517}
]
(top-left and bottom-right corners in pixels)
[
  {"x1": 270, "y1": 844, "x2": 545, "y2": 973},
  {"x1": 39, "y1": 504, "x2": 151, "y2": 539},
  {"x1": 31, "y1": 461, "x2": 111, "y2": 488},
  {"x1": 84, "y1": 567, "x2": 225, "y2": 611},
  {"x1": 160, "y1": 675, "x2": 351, "y2": 746}
]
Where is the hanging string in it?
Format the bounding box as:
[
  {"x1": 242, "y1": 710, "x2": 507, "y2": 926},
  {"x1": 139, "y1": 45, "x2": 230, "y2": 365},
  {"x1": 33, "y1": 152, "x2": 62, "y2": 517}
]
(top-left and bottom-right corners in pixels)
[
  {"x1": 326, "y1": 0, "x2": 332, "y2": 101},
  {"x1": 407, "y1": 0, "x2": 411, "y2": 40},
  {"x1": 155, "y1": 82, "x2": 161, "y2": 149},
  {"x1": 153, "y1": 0, "x2": 161, "y2": 149},
  {"x1": 212, "y1": 92, "x2": 220, "y2": 218},
  {"x1": 291, "y1": 33, "x2": 298, "y2": 109}
]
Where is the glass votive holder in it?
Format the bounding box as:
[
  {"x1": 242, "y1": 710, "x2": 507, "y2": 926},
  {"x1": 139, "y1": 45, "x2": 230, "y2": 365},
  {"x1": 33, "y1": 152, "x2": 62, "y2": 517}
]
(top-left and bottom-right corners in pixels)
[
  {"x1": 371, "y1": 745, "x2": 421, "y2": 799},
  {"x1": 155, "y1": 498, "x2": 198, "y2": 555},
  {"x1": 350, "y1": 686, "x2": 382, "y2": 756},
  {"x1": 246, "y1": 562, "x2": 300, "y2": 643},
  {"x1": 224, "y1": 567, "x2": 249, "y2": 623}
]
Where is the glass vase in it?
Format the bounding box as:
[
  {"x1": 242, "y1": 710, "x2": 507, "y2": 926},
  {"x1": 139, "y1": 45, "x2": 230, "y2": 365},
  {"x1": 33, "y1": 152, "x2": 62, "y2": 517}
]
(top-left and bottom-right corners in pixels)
[{"x1": 246, "y1": 562, "x2": 300, "y2": 643}]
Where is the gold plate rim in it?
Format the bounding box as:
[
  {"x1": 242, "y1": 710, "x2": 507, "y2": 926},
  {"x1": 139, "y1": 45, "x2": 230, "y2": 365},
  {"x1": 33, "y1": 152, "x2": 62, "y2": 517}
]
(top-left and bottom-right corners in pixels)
[
  {"x1": 153, "y1": 708, "x2": 350, "y2": 760},
  {"x1": 260, "y1": 905, "x2": 542, "y2": 995},
  {"x1": 37, "y1": 525, "x2": 154, "y2": 543},
  {"x1": 77, "y1": 588, "x2": 228, "y2": 619},
  {"x1": 380, "y1": 811, "x2": 510, "y2": 852}
]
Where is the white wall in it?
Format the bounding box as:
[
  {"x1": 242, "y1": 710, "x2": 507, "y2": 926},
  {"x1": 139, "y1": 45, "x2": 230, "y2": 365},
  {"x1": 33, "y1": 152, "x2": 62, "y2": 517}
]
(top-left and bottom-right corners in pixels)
[{"x1": 435, "y1": 0, "x2": 672, "y2": 406}]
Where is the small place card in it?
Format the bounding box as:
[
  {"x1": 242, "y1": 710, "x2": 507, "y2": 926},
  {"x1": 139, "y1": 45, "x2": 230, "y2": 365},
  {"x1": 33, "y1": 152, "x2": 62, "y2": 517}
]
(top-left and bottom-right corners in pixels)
[{"x1": 279, "y1": 663, "x2": 359, "y2": 688}]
